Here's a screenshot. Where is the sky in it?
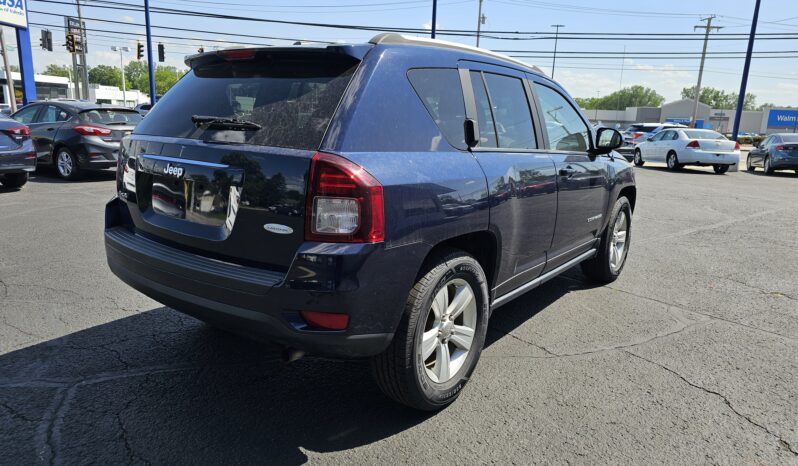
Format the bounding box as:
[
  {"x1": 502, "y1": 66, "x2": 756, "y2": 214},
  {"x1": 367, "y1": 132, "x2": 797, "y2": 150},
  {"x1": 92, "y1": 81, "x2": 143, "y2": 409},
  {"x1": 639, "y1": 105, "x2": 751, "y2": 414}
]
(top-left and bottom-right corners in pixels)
[{"x1": 10, "y1": 0, "x2": 798, "y2": 107}]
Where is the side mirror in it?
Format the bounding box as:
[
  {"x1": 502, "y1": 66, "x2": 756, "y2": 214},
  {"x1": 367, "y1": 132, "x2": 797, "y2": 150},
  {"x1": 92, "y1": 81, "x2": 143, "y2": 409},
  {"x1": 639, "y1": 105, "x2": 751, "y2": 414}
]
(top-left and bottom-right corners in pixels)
[
  {"x1": 591, "y1": 127, "x2": 623, "y2": 155},
  {"x1": 646, "y1": 136, "x2": 655, "y2": 142},
  {"x1": 464, "y1": 118, "x2": 479, "y2": 148}
]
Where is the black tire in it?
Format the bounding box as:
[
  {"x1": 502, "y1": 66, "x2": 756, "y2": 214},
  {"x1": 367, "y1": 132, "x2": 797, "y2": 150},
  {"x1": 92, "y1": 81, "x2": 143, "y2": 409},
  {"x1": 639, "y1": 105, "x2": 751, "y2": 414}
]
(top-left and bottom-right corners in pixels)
[
  {"x1": 633, "y1": 149, "x2": 644, "y2": 167},
  {"x1": 666, "y1": 151, "x2": 682, "y2": 171},
  {"x1": 746, "y1": 156, "x2": 755, "y2": 172},
  {"x1": 371, "y1": 250, "x2": 490, "y2": 411},
  {"x1": 54, "y1": 147, "x2": 82, "y2": 181},
  {"x1": 581, "y1": 196, "x2": 632, "y2": 284},
  {"x1": 0, "y1": 172, "x2": 28, "y2": 188},
  {"x1": 713, "y1": 164, "x2": 729, "y2": 174},
  {"x1": 764, "y1": 156, "x2": 774, "y2": 176}
]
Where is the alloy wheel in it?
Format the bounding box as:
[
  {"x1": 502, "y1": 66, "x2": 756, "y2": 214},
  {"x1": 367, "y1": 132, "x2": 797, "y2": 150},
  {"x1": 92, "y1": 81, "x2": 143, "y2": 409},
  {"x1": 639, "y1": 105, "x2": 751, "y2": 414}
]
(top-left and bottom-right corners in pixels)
[
  {"x1": 57, "y1": 151, "x2": 73, "y2": 178},
  {"x1": 609, "y1": 210, "x2": 629, "y2": 273},
  {"x1": 419, "y1": 278, "x2": 477, "y2": 384}
]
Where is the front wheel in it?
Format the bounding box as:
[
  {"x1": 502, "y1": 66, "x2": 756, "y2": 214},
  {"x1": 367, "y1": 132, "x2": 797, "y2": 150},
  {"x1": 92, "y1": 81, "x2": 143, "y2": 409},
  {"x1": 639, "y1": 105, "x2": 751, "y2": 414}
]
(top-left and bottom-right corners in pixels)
[
  {"x1": 633, "y1": 150, "x2": 644, "y2": 167},
  {"x1": 581, "y1": 196, "x2": 632, "y2": 283},
  {"x1": 713, "y1": 164, "x2": 729, "y2": 174},
  {"x1": 371, "y1": 250, "x2": 489, "y2": 411},
  {"x1": 0, "y1": 172, "x2": 28, "y2": 188}
]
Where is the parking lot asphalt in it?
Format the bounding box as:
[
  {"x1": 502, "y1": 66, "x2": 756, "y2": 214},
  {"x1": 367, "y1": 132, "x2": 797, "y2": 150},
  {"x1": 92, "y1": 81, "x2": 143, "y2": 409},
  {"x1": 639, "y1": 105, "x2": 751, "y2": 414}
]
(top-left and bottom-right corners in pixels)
[{"x1": 1, "y1": 162, "x2": 797, "y2": 465}]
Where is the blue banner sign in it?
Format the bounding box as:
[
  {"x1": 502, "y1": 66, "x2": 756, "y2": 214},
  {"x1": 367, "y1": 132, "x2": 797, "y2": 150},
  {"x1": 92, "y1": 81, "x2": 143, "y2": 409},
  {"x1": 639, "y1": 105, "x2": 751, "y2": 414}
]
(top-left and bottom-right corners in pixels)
[{"x1": 767, "y1": 109, "x2": 798, "y2": 128}]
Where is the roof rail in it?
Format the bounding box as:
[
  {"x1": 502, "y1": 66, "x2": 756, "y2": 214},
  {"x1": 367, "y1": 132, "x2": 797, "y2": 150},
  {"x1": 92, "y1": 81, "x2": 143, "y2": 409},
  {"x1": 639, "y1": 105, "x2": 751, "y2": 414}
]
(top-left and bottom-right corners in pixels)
[{"x1": 369, "y1": 33, "x2": 545, "y2": 76}]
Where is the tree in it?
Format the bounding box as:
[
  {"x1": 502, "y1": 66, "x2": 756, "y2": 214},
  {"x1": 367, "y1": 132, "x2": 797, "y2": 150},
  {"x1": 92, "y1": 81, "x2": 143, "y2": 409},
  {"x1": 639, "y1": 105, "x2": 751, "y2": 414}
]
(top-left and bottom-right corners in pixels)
[
  {"x1": 124, "y1": 60, "x2": 149, "y2": 90},
  {"x1": 88, "y1": 65, "x2": 122, "y2": 88},
  {"x1": 42, "y1": 64, "x2": 71, "y2": 78},
  {"x1": 680, "y1": 86, "x2": 756, "y2": 110},
  {"x1": 575, "y1": 85, "x2": 664, "y2": 111},
  {"x1": 152, "y1": 65, "x2": 180, "y2": 95}
]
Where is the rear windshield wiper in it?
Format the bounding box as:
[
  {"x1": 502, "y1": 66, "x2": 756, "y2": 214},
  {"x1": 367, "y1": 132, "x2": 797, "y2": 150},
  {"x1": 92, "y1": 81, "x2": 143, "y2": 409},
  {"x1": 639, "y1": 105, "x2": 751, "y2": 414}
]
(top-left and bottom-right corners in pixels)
[{"x1": 191, "y1": 115, "x2": 262, "y2": 131}]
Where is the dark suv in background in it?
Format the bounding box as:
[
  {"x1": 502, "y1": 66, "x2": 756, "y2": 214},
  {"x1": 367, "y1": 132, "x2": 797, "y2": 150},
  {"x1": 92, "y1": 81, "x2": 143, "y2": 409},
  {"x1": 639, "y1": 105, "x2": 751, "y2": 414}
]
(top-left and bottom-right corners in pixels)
[
  {"x1": 11, "y1": 101, "x2": 143, "y2": 180},
  {"x1": 105, "y1": 34, "x2": 635, "y2": 410}
]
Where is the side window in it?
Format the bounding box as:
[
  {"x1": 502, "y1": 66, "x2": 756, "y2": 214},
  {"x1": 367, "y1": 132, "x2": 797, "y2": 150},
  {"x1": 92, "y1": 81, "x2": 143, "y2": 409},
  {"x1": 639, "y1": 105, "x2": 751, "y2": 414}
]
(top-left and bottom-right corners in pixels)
[
  {"x1": 482, "y1": 72, "x2": 536, "y2": 149},
  {"x1": 651, "y1": 131, "x2": 667, "y2": 141},
  {"x1": 39, "y1": 106, "x2": 68, "y2": 123},
  {"x1": 13, "y1": 105, "x2": 39, "y2": 124},
  {"x1": 533, "y1": 83, "x2": 590, "y2": 152},
  {"x1": 762, "y1": 136, "x2": 772, "y2": 147},
  {"x1": 407, "y1": 68, "x2": 467, "y2": 150},
  {"x1": 668, "y1": 131, "x2": 679, "y2": 140},
  {"x1": 469, "y1": 71, "x2": 497, "y2": 148}
]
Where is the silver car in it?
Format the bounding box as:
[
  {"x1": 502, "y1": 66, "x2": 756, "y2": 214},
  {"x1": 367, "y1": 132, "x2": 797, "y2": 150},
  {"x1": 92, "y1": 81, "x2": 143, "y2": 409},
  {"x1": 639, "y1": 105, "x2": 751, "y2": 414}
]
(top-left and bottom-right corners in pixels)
[{"x1": 633, "y1": 128, "x2": 740, "y2": 174}]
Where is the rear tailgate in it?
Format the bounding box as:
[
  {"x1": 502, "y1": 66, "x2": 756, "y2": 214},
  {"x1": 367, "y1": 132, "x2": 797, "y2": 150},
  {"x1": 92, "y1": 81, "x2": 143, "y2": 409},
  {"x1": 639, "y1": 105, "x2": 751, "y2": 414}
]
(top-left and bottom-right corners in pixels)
[{"x1": 118, "y1": 48, "x2": 361, "y2": 271}]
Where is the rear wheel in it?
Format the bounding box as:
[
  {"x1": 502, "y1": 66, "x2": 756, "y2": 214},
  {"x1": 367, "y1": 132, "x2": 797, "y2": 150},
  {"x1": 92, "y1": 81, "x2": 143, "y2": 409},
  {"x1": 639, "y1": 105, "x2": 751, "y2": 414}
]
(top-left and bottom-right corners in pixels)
[
  {"x1": 0, "y1": 172, "x2": 28, "y2": 188},
  {"x1": 55, "y1": 148, "x2": 81, "y2": 181},
  {"x1": 746, "y1": 156, "x2": 755, "y2": 172},
  {"x1": 764, "y1": 156, "x2": 774, "y2": 176},
  {"x1": 581, "y1": 196, "x2": 632, "y2": 283},
  {"x1": 633, "y1": 150, "x2": 644, "y2": 167},
  {"x1": 713, "y1": 164, "x2": 729, "y2": 174},
  {"x1": 666, "y1": 151, "x2": 681, "y2": 171},
  {"x1": 371, "y1": 250, "x2": 489, "y2": 411}
]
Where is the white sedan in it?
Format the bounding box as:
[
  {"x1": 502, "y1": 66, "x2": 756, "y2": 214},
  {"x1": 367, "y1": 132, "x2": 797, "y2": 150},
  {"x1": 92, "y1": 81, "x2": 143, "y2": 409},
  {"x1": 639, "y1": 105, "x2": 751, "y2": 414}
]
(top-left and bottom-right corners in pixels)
[{"x1": 632, "y1": 128, "x2": 741, "y2": 174}]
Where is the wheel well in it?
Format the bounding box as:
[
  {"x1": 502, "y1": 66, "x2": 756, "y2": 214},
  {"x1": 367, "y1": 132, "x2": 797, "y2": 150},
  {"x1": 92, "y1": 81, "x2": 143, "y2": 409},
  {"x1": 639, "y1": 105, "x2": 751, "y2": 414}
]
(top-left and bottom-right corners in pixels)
[
  {"x1": 421, "y1": 231, "x2": 499, "y2": 289},
  {"x1": 619, "y1": 186, "x2": 636, "y2": 212}
]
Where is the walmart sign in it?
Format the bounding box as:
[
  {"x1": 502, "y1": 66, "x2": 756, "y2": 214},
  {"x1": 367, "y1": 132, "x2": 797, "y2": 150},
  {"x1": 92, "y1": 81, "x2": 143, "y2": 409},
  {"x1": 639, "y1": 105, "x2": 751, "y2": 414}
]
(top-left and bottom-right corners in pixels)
[
  {"x1": 0, "y1": 0, "x2": 27, "y2": 29},
  {"x1": 768, "y1": 109, "x2": 798, "y2": 128}
]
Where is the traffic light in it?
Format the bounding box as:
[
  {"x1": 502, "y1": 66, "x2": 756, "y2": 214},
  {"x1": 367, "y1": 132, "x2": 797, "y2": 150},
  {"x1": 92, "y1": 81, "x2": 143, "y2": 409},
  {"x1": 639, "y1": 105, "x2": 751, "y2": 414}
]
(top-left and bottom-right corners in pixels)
[
  {"x1": 137, "y1": 42, "x2": 144, "y2": 60},
  {"x1": 158, "y1": 43, "x2": 165, "y2": 62},
  {"x1": 65, "y1": 33, "x2": 76, "y2": 53},
  {"x1": 40, "y1": 30, "x2": 53, "y2": 51}
]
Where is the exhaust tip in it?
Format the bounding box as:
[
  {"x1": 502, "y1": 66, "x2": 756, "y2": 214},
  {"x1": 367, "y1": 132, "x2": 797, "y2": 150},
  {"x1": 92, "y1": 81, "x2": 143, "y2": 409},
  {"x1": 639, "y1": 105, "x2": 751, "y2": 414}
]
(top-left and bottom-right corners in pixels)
[{"x1": 282, "y1": 347, "x2": 305, "y2": 363}]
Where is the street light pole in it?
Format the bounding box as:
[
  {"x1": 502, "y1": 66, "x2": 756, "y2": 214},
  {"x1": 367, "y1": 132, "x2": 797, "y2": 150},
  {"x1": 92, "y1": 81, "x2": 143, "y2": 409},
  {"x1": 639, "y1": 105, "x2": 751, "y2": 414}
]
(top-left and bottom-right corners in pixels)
[
  {"x1": 550, "y1": 24, "x2": 564, "y2": 79},
  {"x1": 732, "y1": 0, "x2": 761, "y2": 141},
  {"x1": 110, "y1": 46, "x2": 130, "y2": 107},
  {"x1": 690, "y1": 16, "x2": 721, "y2": 128}
]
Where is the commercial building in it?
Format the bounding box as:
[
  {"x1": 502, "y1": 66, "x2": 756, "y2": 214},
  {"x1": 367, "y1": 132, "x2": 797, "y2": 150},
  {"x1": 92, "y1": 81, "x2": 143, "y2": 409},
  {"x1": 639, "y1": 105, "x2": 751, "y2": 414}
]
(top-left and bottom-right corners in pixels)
[
  {"x1": 0, "y1": 71, "x2": 150, "y2": 108},
  {"x1": 588, "y1": 99, "x2": 798, "y2": 135}
]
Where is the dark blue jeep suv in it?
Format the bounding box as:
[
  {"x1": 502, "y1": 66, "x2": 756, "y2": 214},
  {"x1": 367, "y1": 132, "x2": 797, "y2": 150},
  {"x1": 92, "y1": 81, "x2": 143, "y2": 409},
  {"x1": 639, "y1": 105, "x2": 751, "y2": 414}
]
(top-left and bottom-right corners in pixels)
[{"x1": 105, "y1": 34, "x2": 635, "y2": 410}]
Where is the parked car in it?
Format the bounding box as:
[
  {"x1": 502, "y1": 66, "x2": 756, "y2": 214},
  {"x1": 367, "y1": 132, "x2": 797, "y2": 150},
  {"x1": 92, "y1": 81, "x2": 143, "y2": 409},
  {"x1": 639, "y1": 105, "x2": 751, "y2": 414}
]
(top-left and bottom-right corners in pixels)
[
  {"x1": 746, "y1": 133, "x2": 798, "y2": 175},
  {"x1": 618, "y1": 123, "x2": 687, "y2": 160},
  {"x1": 10, "y1": 101, "x2": 143, "y2": 180},
  {"x1": 633, "y1": 128, "x2": 740, "y2": 174},
  {"x1": 105, "y1": 34, "x2": 635, "y2": 410},
  {"x1": 134, "y1": 103, "x2": 152, "y2": 116},
  {"x1": 0, "y1": 117, "x2": 35, "y2": 189}
]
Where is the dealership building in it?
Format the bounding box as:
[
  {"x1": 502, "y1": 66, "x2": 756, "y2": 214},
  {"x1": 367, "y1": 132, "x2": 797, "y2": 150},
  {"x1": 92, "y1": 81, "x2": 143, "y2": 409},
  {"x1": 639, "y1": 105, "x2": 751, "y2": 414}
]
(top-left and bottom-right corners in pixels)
[
  {"x1": 0, "y1": 71, "x2": 150, "y2": 108},
  {"x1": 588, "y1": 99, "x2": 798, "y2": 135}
]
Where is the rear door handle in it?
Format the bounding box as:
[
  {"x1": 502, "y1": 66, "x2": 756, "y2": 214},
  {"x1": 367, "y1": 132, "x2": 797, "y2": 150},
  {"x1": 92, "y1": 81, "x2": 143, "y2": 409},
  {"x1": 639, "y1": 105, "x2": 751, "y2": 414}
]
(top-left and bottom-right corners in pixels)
[
  {"x1": 559, "y1": 167, "x2": 576, "y2": 177},
  {"x1": 46, "y1": 128, "x2": 55, "y2": 131}
]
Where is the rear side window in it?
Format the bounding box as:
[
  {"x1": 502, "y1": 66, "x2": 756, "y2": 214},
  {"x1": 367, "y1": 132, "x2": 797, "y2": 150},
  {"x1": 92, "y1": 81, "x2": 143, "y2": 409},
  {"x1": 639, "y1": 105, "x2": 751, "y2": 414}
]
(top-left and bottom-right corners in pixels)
[
  {"x1": 469, "y1": 71, "x2": 497, "y2": 148},
  {"x1": 135, "y1": 53, "x2": 359, "y2": 150},
  {"x1": 482, "y1": 73, "x2": 536, "y2": 149},
  {"x1": 407, "y1": 69, "x2": 466, "y2": 150},
  {"x1": 534, "y1": 83, "x2": 590, "y2": 152},
  {"x1": 80, "y1": 109, "x2": 142, "y2": 124}
]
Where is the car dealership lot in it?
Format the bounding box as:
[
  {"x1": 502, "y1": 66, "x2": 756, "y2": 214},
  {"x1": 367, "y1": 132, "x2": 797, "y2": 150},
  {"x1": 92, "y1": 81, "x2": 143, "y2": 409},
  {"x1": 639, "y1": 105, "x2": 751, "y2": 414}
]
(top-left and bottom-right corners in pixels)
[{"x1": 1, "y1": 165, "x2": 797, "y2": 464}]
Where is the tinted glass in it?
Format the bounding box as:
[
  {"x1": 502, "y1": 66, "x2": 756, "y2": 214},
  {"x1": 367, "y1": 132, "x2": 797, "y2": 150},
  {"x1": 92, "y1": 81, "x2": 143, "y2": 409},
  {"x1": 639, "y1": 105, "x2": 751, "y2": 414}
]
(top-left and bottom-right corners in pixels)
[
  {"x1": 469, "y1": 71, "x2": 497, "y2": 148},
  {"x1": 683, "y1": 130, "x2": 725, "y2": 140},
  {"x1": 135, "y1": 54, "x2": 359, "y2": 150},
  {"x1": 651, "y1": 131, "x2": 667, "y2": 141},
  {"x1": 407, "y1": 69, "x2": 466, "y2": 150},
  {"x1": 39, "y1": 106, "x2": 70, "y2": 123},
  {"x1": 534, "y1": 84, "x2": 589, "y2": 151},
  {"x1": 13, "y1": 105, "x2": 38, "y2": 124},
  {"x1": 79, "y1": 109, "x2": 142, "y2": 125},
  {"x1": 482, "y1": 73, "x2": 536, "y2": 149}
]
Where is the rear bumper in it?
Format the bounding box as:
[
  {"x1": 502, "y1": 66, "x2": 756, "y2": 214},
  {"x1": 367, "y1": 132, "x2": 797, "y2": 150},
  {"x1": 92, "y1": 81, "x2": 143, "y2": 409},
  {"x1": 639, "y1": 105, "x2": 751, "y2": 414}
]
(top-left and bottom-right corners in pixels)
[
  {"x1": 104, "y1": 197, "x2": 416, "y2": 357},
  {"x1": 680, "y1": 150, "x2": 739, "y2": 165},
  {"x1": 770, "y1": 154, "x2": 798, "y2": 169},
  {"x1": 77, "y1": 137, "x2": 121, "y2": 169},
  {"x1": 0, "y1": 149, "x2": 36, "y2": 174}
]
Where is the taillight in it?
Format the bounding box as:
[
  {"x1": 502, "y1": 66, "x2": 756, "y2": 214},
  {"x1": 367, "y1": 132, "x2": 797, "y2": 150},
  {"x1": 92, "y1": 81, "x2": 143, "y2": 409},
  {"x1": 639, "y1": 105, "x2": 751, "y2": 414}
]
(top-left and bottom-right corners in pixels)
[
  {"x1": 305, "y1": 152, "x2": 384, "y2": 243},
  {"x1": 73, "y1": 125, "x2": 112, "y2": 136},
  {"x1": 734, "y1": 142, "x2": 741, "y2": 150},
  {"x1": 686, "y1": 140, "x2": 700, "y2": 148},
  {"x1": 633, "y1": 132, "x2": 643, "y2": 140},
  {"x1": 775, "y1": 145, "x2": 785, "y2": 151},
  {"x1": 2, "y1": 125, "x2": 30, "y2": 138}
]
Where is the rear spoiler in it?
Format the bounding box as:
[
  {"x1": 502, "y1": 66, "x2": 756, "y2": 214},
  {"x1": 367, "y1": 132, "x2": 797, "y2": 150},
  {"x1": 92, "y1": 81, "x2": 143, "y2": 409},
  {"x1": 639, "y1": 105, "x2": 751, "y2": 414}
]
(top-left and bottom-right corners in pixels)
[{"x1": 184, "y1": 44, "x2": 373, "y2": 69}]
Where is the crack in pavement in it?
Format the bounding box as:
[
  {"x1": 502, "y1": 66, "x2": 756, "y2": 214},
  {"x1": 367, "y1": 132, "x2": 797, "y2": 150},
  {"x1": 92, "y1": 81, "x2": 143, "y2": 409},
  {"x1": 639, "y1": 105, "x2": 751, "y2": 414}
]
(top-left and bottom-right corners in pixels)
[
  {"x1": 623, "y1": 350, "x2": 798, "y2": 457},
  {"x1": 714, "y1": 274, "x2": 798, "y2": 302}
]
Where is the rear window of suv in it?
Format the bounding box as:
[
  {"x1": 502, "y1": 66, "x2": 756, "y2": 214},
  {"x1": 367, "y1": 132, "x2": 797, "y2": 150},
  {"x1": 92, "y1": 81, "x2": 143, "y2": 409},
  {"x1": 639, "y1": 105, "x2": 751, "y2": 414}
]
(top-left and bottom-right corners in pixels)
[{"x1": 134, "y1": 52, "x2": 359, "y2": 150}]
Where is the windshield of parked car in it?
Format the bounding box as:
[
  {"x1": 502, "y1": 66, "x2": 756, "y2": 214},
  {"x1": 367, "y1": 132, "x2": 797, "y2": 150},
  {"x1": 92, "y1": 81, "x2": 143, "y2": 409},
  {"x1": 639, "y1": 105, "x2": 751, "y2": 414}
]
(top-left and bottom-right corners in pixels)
[
  {"x1": 79, "y1": 109, "x2": 143, "y2": 125},
  {"x1": 683, "y1": 130, "x2": 726, "y2": 140}
]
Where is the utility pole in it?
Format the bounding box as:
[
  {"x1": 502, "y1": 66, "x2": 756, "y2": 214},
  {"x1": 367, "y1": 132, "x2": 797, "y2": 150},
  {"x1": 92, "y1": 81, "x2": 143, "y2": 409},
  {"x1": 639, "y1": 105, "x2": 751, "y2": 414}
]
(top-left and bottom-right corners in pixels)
[
  {"x1": 690, "y1": 16, "x2": 721, "y2": 128},
  {"x1": 617, "y1": 45, "x2": 625, "y2": 123},
  {"x1": 550, "y1": 24, "x2": 564, "y2": 79},
  {"x1": 476, "y1": 0, "x2": 486, "y2": 48},
  {"x1": 76, "y1": 0, "x2": 89, "y2": 99},
  {"x1": 732, "y1": 0, "x2": 761, "y2": 141},
  {"x1": 431, "y1": 0, "x2": 437, "y2": 39},
  {"x1": 0, "y1": 27, "x2": 16, "y2": 112},
  {"x1": 144, "y1": 0, "x2": 156, "y2": 104}
]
